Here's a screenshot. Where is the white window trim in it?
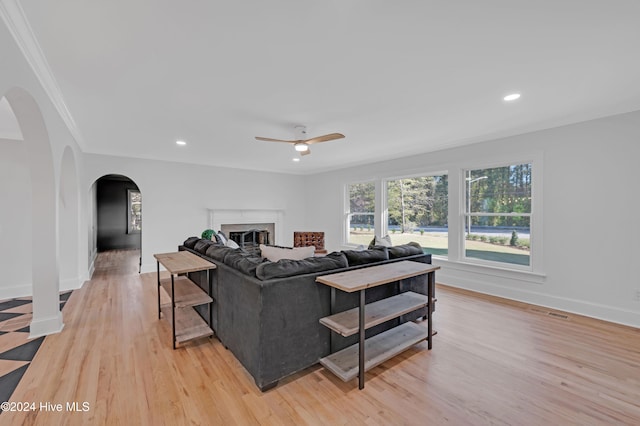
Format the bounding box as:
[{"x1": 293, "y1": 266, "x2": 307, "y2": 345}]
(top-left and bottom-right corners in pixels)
[
  {"x1": 343, "y1": 180, "x2": 377, "y2": 247},
  {"x1": 381, "y1": 171, "x2": 450, "y2": 258},
  {"x1": 455, "y1": 153, "x2": 543, "y2": 275}
]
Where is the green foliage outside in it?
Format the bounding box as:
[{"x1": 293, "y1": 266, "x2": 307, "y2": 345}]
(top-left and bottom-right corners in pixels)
[
  {"x1": 468, "y1": 164, "x2": 531, "y2": 228},
  {"x1": 386, "y1": 175, "x2": 448, "y2": 231},
  {"x1": 347, "y1": 164, "x2": 532, "y2": 266}
]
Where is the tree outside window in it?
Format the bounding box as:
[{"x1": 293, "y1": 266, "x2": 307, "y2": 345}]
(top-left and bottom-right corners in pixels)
[
  {"x1": 464, "y1": 163, "x2": 531, "y2": 266},
  {"x1": 386, "y1": 174, "x2": 448, "y2": 256},
  {"x1": 127, "y1": 189, "x2": 142, "y2": 233},
  {"x1": 346, "y1": 182, "x2": 375, "y2": 245}
]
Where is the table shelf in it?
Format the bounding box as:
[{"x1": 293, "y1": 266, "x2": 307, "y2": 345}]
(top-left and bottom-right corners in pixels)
[
  {"x1": 160, "y1": 305, "x2": 214, "y2": 344},
  {"x1": 319, "y1": 322, "x2": 430, "y2": 382},
  {"x1": 320, "y1": 291, "x2": 429, "y2": 337},
  {"x1": 316, "y1": 260, "x2": 439, "y2": 389},
  {"x1": 155, "y1": 251, "x2": 216, "y2": 349},
  {"x1": 160, "y1": 276, "x2": 212, "y2": 308}
]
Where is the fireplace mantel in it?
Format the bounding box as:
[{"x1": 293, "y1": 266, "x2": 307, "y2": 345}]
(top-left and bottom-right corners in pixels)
[{"x1": 208, "y1": 209, "x2": 284, "y2": 245}]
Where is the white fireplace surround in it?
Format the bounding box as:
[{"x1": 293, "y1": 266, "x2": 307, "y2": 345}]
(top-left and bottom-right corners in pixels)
[{"x1": 208, "y1": 209, "x2": 285, "y2": 246}]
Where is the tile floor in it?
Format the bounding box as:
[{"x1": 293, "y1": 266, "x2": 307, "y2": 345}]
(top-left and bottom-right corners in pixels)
[{"x1": 0, "y1": 292, "x2": 72, "y2": 406}]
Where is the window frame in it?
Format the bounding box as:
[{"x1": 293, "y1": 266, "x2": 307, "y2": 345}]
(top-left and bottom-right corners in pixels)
[
  {"x1": 459, "y1": 156, "x2": 541, "y2": 273},
  {"x1": 343, "y1": 180, "x2": 377, "y2": 247},
  {"x1": 127, "y1": 189, "x2": 141, "y2": 234},
  {"x1": 382, "y1": 170, "x2": 449, "y2": 258}
]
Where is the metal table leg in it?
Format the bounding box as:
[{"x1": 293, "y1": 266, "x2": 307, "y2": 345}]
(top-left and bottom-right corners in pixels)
[
  {"x1": 359, "y1": 289, "x2": 365, "y2": 390},
  {"x1": 157, "y1": 261, "x2": 161, "y2": 319},
  {"x1": 427, "y1": 271, "x2": 434, "y2": 350},
  {"x1": 171, "y1": 275, "x2": 176, "y2": 350}
]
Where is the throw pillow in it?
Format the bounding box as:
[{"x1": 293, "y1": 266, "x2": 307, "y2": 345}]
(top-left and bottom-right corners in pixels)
[
  {"x1": 259, "y1": 244, "x2": 315, "y2": 262},
  {"x1": 217, "y1": 231, "x2": 228, "y2": 244},
  {"x1": 375, "y1": 235, "x2": 393, "y2": 247},
  {"x1": 225, "y1": 239, "x2": 240, "y2": 249},
  {"x1": 201, "y1": 229, "x2": 217, "y2": 241},
  {"x1": 368, "y1": 235, "x2": 392, "y2": 248}
]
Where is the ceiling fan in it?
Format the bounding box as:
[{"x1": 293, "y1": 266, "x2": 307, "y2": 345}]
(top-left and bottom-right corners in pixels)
[{"x1": 255, "y1": 126, "x2": 344, "y2": 156}]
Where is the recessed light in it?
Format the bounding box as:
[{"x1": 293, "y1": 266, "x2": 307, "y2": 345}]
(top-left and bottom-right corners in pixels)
[
  {"x1": 503, "y1": 93, "x2": 521, "y2": 101},
  {"x1": 292, "y1": 158, "x2": 300, "y2": 162},
  {"x1": 176, "y1": 140, "x2": 187, "y2": 146}
]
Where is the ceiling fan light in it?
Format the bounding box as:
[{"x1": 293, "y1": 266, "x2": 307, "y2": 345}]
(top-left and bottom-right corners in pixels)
[{"x1": 294, "y1": 142, "x2": 309, "y2": 152}]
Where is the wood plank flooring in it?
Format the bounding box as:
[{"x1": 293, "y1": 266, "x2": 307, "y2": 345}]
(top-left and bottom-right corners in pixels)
[{"x1": 5, "y1": 250, "x2": 640, "y2": 425}]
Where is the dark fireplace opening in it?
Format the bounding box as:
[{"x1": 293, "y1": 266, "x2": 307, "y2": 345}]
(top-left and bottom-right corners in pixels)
[
  {"x1": 220, "y1": 222, "x2": 275, "y2": 254},
  {"x1": 228, "y1": 229, "x2": 270, "y2": 250}
]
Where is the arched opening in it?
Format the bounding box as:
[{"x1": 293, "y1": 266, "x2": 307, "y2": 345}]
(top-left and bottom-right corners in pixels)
[
  {"x1": 59, "y1": 146, "x2": 80, "y2": 290},
  {"x1": 3, "y1": 87, "x2": 62, "y2": 337},
  {"x1": 92, "y1": 174, "x2": 142, "y2": 272},
  {"x1": 0, "y1": 96, "x2": 31, "y2": 298}
]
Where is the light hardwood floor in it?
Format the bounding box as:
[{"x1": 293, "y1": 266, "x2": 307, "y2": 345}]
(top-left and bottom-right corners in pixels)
[{"x1": 5, "y1": 250, "x2": 640, "y2": 425}]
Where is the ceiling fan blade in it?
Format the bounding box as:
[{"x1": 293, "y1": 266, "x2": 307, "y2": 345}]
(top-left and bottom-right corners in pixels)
[
  {"x1": 300, "y1": 148, "x2": 311, "y2": 156},
  {"x1": 304, "y1": 133, "x2": 345, "y2": 145},
  {"x1": 255, "y1": 136, "x2": 296, "y2": 143}
]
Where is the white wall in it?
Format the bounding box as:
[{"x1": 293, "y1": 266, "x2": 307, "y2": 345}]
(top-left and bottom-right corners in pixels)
[
  {"x1": 0, "y1": 138, "x2": 32, "y2": 297},
  {"x1": 305, "y1": 110, "x2": 640, "y2": 328},
  {"x1": 1, "y1": 12, "x2": 83, "y2": 335},
  {"x1": 83, "y1": 154, "x2": 308, "y2": 273}
]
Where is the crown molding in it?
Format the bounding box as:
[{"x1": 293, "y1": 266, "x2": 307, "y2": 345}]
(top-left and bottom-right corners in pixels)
[{"x1": 0, "y1": 0, "x2": 85, "y2": 149}]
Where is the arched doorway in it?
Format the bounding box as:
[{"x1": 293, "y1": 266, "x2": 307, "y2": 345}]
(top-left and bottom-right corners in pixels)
[
  {"x1": 3, "y1": 87, "x2": 62, "y2": 337},
  {"x1": 94, "y1": 174, "x2": 142, "y2": 271},
  {"x1": 59, "y1": 146, "x2": 80, "y2": 290}
]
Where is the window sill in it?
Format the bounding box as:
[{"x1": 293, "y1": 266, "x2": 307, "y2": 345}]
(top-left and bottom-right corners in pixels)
[{"x1": 432, "y1": 257, "x2": 546, "y2": 285}]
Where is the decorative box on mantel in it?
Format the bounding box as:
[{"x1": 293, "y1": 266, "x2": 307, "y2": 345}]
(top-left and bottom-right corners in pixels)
[{"x1": 208, "y1": 209, "x2": 284, "y2": 246}]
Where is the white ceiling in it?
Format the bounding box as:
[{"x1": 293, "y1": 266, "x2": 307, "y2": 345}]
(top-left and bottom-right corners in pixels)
[{"x1": 11, "y1": 1, "x2": 640, "y2": 174}]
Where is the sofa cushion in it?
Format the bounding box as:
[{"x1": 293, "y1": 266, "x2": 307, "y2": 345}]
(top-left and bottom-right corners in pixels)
[
  {"x1": 256, "y1": 252, "x2": 348, "y2": 280},
  {"x1": 205, "y1": 244, "x2": 236, "y2": 262},
  {"x1": 259, "y1": 244, "x2": 315, "y2": 262},
  {"x1": 223, "y1": 250, "x2": 266, "y2": 277},
  {"x1": 388, "y1": 242, "x2": 424, "y2": 259},
  {"x1": 342, "y1": 246, "x2": 389, "y2": 266},
  {"x1": 194, "y1": 239, "x2": 217, "y2": 254},
  {"x1": 183, "y1": 236, "x2": 201, "y2": 249}
]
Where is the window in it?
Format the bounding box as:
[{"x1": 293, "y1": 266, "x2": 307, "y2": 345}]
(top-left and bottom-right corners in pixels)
[
  {"x1": 464, "y1": 163, "x2": 531, "y2": 266},
  {"x1": 346, "y1": 182, "x2": 375, "y2": 245},
  {"x1": 386, "y1": 174, "x2": 448, "y2": 256},
  {"x1": 127, "y1": 189, "x2": 142, "y2": 233}
]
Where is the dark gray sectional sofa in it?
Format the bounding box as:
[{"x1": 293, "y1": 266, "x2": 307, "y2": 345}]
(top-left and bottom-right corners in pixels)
[{"x1": 180, "y1": 236, "x2": 432, "y2": 391}]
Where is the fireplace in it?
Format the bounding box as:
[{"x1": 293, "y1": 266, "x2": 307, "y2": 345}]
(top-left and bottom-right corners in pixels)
[
  {"x1": 209, "y1": 209, "x2": 284, "y2": 246},
  {"x1": 221, "y1": 223, "x2": 274, "y2": 254},
  {"x1": 227, "y1": 229, "x2": 270, "y2": 251}
]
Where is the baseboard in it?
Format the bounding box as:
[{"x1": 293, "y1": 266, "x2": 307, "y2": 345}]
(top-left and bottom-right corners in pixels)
[
  {"x1": 438, "y1": 269, "x2": 640, "y2": 329},
  {"x1": 29, "y1": 311, "x2": 64, "y2": 338},
  {"x1": 0, "y1": 284, "x2": 32, "y2": 300},
  {"x1": 140, "y1": 262, "x2": 156, "y2": 274},
  {"x1": 88, "y1": 257, "x2": 96, "y2": 279},
  {"x1": 60, "y1": 276, "x2": 82, "y2": 291}
]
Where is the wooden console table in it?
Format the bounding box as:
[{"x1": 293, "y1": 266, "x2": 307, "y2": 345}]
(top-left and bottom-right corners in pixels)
[
  {"x1": 316, "y1": 260, "x2": 439, "y2": 389},
  {"x1": 154, "y1": 251, "x2": 216, "y2": 349}
]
